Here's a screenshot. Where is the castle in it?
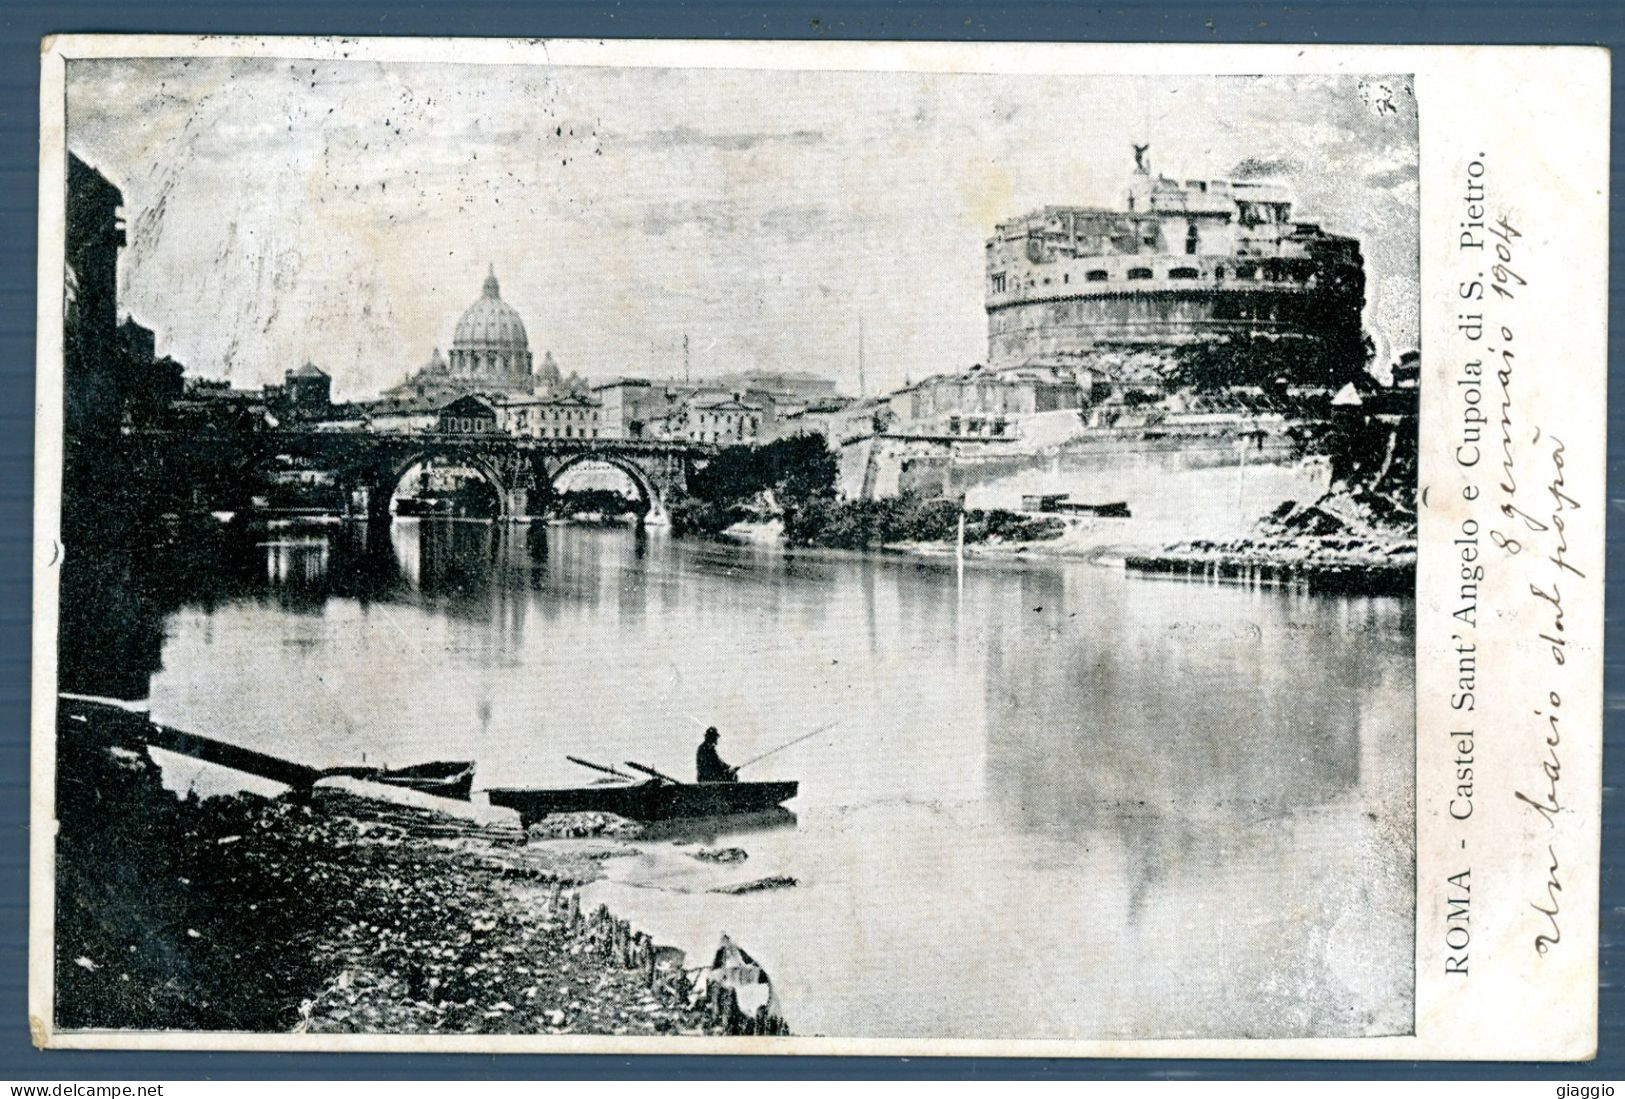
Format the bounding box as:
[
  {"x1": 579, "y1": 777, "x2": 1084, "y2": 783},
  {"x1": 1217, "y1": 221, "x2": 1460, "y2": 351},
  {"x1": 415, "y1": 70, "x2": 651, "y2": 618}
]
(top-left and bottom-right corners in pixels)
[{"x1": 983, "y1": 149, "x2": 1367, "y2": 384}]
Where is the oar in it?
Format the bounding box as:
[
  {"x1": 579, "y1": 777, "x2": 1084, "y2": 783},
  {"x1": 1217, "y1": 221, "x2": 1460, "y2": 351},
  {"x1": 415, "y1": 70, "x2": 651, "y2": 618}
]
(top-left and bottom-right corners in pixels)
[
  {"x1": 567, "y1": 755, "x2": 634, "y2": 781},
  {"x1": 625, "y1": 760, "x2": 683, "y2": 785},
  {"x1": 735, "y1": 719, "x2": 843, "y2": 773}
]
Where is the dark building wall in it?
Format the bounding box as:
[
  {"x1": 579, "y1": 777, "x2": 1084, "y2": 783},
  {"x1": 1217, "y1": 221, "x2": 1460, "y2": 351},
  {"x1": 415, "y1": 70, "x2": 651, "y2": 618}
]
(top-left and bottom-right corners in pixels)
[
  {"x1": 65, "y1": 154, "x2": 127, "y2": 439},
  {"x1": 116, "y1": 318, "x2": 183, "y2": 424},
  {"x1": 117, "y1": 318, "x2": 155, "y2": 363},
  {"x1": 283, "y1": 374, "x2": 333, "y2": 416}
]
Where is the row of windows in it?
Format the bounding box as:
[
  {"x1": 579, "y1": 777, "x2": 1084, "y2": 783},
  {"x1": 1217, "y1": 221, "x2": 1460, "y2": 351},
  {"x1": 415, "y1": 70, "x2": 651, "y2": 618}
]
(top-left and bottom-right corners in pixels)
[
  {"x1": 997, "y1": 261, "x2": 1321, "y2": 291},
  {"x1": 436, "y1": 417, "x2": 605, "y2": 438},
  {"x1": 945, "y1": 416, "x2": 1011, "y2": 436},
  {"x1": 451, "y1": 351, "x2": 527, "y2": 367},
  {"x1": 513, "y1": 408, "x2": 597, "y2": 427},
  {"x1": 692, "y1": 417, "x2": 763, "y2": 434},
  {"x1": 440, "y1": 416, "x2": 495, "y2": 433}
]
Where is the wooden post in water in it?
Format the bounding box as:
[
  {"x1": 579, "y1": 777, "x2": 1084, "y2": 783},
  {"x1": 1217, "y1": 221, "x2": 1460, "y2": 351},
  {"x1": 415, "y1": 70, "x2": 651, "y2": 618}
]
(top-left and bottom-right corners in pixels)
[{"x1": 956, "y1": 507, "x2": 967, "y2": 608}]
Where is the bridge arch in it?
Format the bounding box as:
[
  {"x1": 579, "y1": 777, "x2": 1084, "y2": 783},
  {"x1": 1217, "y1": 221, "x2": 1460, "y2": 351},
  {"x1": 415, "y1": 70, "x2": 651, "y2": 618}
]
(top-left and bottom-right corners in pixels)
[
  {"x1": 546, "y1": 451, "x2": 667, "y2": 522},
  {"x1": 231, "y1": 443, "x2": 362, "y2": 518},
  {"x1": 212, "y1": 430, "x2": 704, "y2": 524},
  {"x1": 377, "y1": 448, "x2": 518, "y2": 520}
]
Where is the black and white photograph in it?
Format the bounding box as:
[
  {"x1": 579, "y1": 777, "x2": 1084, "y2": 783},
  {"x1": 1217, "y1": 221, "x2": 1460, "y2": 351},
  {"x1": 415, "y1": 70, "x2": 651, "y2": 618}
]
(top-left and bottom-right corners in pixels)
[{"x1": 43, "y1": 43, "x2": 1426, "y2": 1047}]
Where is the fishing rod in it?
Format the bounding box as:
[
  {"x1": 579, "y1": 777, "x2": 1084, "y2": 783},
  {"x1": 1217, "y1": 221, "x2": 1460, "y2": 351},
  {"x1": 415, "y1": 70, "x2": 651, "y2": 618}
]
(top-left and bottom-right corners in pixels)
[{"x1": 735, "y1": 719, "x2": 842, "y2": 773}]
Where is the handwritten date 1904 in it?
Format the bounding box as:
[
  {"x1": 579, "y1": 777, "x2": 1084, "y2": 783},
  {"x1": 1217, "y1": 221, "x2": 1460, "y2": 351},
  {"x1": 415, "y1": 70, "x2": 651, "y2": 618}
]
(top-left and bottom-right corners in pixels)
[
  {"x1": 1464, "y1": 211, "x2": 1523, "y2": 300},
  {"x1": 1488, "y1": 215, "x2": 1523, "y2": 300}
]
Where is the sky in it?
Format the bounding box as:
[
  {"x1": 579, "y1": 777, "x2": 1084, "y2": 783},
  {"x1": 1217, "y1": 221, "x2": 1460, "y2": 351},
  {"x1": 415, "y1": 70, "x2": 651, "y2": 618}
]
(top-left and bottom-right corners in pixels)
[{"x1": 66, "y1": 60, "x2": 1419, "y2": 401}]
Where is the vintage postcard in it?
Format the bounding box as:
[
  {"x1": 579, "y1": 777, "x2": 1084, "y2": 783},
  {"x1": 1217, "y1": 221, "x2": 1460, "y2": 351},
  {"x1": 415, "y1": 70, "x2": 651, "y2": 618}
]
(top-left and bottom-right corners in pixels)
[{"x1": 29, "y1": 37, "x2": 1608, "y2": 1058}]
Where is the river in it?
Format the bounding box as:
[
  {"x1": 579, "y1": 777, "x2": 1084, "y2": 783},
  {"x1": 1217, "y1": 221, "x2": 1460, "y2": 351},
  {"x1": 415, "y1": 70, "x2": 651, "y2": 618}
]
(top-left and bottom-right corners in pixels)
[{"x1": 103, "y1": 517, "x2": 1412, "y2": 1041}]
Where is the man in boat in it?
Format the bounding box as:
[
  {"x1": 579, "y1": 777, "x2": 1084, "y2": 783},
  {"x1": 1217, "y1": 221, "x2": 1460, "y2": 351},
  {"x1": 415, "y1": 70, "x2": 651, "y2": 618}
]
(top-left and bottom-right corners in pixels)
[{"x1": 696, "y1": 727, "x2": 738, "y2": 783}]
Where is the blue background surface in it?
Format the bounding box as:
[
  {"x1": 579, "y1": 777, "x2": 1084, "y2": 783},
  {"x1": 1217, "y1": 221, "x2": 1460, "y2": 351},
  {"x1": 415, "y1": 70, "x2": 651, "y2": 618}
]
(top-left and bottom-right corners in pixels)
[{"x1": 0, "y1": 0, "x2": 1619, "y2": 1080}]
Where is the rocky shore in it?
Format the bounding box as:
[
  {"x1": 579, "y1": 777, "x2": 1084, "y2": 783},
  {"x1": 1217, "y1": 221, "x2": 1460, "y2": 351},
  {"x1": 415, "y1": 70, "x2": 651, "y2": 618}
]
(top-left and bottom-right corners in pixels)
[
  {"x1": 708, "y1": 493, "x2": 1414, "y2": 597},
  {"x1": 53, "y1": 703, "x2": 786, "y2": 1037}
]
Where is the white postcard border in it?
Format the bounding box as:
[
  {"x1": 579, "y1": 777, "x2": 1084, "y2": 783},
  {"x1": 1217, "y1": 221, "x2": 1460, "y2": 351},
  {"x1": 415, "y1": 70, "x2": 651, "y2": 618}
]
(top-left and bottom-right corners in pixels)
[{"x1": 30, "y1": 35, "x2": 1610, "y2": 1060}]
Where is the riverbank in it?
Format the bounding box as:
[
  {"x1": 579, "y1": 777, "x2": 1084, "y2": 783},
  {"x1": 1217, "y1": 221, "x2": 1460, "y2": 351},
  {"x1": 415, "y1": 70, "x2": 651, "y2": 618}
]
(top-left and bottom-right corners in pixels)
[
  {"x1": 53, "y1": 703, "x2": 785, "y2": 1037},
  {"x1": 706, "y1": 490, "x2": 1416, "y2": 592},
  {"x1": 1124, "y1": 494, "x2": 1416, "y2": 596},
  {"x1": 877, "y1": 515, "x2": 1132, "y2": 564}
]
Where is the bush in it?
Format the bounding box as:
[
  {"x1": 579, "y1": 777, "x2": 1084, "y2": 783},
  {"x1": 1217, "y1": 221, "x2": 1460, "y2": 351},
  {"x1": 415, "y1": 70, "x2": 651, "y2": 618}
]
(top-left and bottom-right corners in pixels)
[
  {"x1": 783, "y1": 494, "x2": 1062, "y2": 549},
  {"x1": 1163, "y1": 336, "x2": 1368, "y2": 391},
  {"x1": 966, "y1": 509, "x2": 1065, "y2": 543},
  {"x1": 689, "y1": 433, "x2": 838, "y2": 506},
  {"x1": 668, "y1": 493, "x2": 749, "y2": 538},
  {"x1": 672, "y1": 433, "x2": 1065, "y2": 549},
  {"x1": 556, "y1": 488, "x2": 640, "y2": 517},
  {"x1": 674, "y1": 432, "x2": 839, "y2": 537}
]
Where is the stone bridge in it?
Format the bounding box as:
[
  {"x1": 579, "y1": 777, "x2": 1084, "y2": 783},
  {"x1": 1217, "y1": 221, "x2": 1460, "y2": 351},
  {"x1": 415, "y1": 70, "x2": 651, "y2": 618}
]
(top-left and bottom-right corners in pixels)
[{"x1": 233, "y1": 429, "x2": 714, "y2": 523}]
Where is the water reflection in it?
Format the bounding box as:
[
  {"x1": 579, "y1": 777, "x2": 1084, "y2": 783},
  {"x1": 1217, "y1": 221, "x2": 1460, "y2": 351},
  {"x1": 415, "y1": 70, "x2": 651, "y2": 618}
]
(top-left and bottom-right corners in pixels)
[
  {"x1": 981, "y1": 579, "x2": 1374, "y2": 829},
  {"x1": 637, "y1": 807, "x2": 799, "y2": 844}
]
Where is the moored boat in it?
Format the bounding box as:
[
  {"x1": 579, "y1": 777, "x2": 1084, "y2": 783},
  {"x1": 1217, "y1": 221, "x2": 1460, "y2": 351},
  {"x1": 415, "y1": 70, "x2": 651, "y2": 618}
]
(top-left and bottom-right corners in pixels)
[{"x1": 319, "y1": 760, "x2": 476, "y2": 800}]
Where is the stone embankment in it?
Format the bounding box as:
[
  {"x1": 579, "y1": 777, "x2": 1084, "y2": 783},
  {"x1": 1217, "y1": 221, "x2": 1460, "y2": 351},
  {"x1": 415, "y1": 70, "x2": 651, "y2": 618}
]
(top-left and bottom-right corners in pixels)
[{"x1": 53, "y1": 703, "x2": 786, "y2": 1037}]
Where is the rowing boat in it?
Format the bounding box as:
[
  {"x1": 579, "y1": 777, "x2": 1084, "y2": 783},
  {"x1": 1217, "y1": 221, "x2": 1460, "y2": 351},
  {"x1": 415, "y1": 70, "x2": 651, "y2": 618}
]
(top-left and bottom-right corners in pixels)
[
  {"x1": 485, "y1": 779, "x2": 798, "y2": 827},
  {"x1": 319, "y1": 760, "x2": 476, "y2": 801}
]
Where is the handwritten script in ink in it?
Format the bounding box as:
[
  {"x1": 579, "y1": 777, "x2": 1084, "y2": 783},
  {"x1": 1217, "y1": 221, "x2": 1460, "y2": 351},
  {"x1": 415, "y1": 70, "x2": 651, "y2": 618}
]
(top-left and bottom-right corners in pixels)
[{"x1": 1481, "y1": 213, "x2": 1582, "y2": 957}]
